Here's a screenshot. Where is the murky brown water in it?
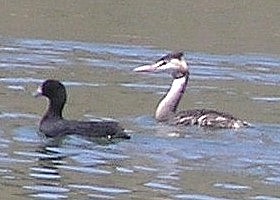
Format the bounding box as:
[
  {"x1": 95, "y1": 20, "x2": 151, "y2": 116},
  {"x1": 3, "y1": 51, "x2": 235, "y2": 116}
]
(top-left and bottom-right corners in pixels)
[
  {"x1": 1, "y1": 0, "x2": 279, "y2": 54},
  {"x1": 0, "y1": 1, "x2": 280, "y2": 200}
]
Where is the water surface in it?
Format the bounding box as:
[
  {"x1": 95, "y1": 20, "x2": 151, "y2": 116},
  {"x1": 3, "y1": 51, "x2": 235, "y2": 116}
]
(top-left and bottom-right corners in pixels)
[
  {"x1": 1, "y1": 0, "x2": 279, "y2": 54},
  {"x1": 0, "y1": 38, "x2": 280, "y2": 199}
]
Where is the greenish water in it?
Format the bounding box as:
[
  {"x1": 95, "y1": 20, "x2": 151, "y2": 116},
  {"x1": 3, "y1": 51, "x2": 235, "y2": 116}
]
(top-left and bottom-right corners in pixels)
[
  {"x1": 0, "y1": 1, "x2": 280, "y2": 199},
  {"x1": 1, "y1": 0, "x2": 279, "y2": 54},
  {"x1": 0, "y1": 38, "x2": 279, "y2": 199}
]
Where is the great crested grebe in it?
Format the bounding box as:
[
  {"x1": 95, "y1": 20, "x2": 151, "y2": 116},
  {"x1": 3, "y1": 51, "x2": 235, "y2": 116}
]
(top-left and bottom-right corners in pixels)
[
  {"x1": 133, "y1": 52, "x2": 249, "y2": 128},
  {"x1": 34, "y1": 79, "x2": 130, "y2": 139}
]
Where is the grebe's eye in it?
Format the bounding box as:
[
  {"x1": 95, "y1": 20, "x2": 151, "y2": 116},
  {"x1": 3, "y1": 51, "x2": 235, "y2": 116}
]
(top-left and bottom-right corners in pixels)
[{"x1": 160, "y1": 60, "x2": 168, "y2": 66}]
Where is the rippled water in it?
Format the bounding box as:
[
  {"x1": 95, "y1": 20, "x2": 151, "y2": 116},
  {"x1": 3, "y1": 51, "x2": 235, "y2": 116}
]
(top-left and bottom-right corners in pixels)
[{"x1": 0, "y1": 38, "x2": 280, "y2": 199}]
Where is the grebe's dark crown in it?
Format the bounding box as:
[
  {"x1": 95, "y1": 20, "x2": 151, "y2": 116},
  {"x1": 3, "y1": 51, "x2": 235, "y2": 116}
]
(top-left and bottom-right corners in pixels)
[{"x1": 156, "y1": 52, "x2": 184, "y2": 63}]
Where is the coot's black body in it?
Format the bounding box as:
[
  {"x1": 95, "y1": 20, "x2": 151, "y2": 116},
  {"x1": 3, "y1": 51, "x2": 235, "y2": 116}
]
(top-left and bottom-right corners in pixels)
[{"x1": 35, "y1": 79, "x2": 130, "y2": 139}]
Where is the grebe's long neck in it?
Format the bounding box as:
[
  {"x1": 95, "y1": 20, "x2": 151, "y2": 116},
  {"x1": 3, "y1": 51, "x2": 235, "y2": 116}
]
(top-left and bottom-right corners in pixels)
[{"x1": 155, "y1": 74, "x2": 189, "y2": 121}]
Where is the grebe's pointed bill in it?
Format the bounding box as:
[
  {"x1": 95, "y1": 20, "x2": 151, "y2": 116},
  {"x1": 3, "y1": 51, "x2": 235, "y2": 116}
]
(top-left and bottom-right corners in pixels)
[
  {"x1": 133, "y1": 59, "x2": 183, "y2": 73},
  {"x1": 133, "y1": 64, "x2": 157, "y2": 72}
]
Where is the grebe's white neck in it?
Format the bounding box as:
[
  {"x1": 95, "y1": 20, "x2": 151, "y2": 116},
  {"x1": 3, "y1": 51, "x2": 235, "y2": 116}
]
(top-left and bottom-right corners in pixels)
[
  {"x1": 133, "y1": 52, "x2": 189, "y2": 121},
  {"x1": 155, "y1": 75, "x2": 188, "y2": 121}
]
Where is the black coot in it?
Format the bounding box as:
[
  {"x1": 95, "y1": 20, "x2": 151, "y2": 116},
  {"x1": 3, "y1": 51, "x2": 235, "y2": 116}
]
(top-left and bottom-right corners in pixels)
[{"x1": 34, "y1": 79, "x2": 130, "y2": 139}]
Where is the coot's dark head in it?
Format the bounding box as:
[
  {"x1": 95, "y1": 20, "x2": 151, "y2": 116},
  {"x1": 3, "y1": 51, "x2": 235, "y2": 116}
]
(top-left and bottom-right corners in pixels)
[
  {"x1": 35, "y1": 79, "x2": 67, "y2": 119},
  {"x1": 35, "y1": 79, "x2": 67, "y2": 103}
]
